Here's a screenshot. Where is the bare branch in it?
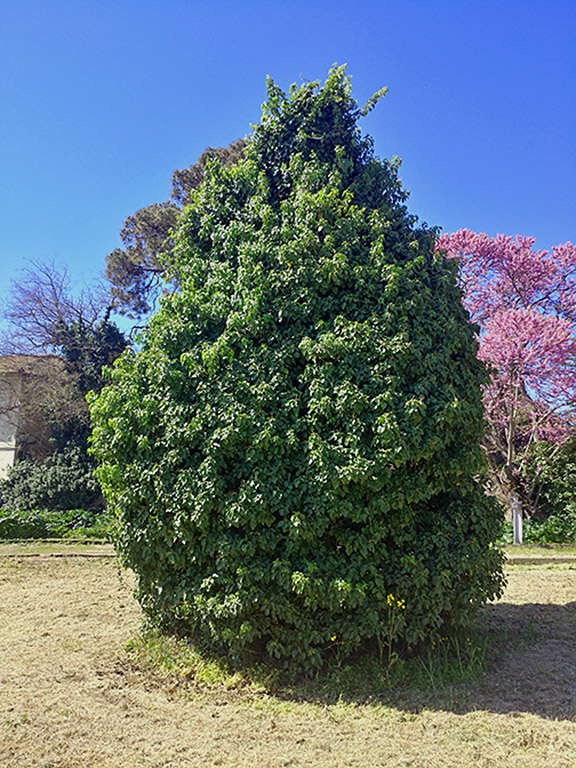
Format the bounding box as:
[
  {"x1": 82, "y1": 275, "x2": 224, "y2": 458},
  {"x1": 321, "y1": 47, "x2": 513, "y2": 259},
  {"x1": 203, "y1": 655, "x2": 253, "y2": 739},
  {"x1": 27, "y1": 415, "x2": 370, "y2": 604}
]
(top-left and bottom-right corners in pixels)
[{"x1": 1, "y1": 260, "x2": 110, "y2": 355}]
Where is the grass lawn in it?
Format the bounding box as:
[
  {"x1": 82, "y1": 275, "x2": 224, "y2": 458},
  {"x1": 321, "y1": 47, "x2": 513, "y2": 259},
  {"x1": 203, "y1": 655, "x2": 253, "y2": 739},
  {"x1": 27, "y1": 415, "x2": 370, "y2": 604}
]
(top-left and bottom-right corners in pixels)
[
  {"x1": 1, "y1": 548, "x2": 575, "y2": 767},
  {"x1": 505, "y1": 543, "x2": 576, "y2": 556}
]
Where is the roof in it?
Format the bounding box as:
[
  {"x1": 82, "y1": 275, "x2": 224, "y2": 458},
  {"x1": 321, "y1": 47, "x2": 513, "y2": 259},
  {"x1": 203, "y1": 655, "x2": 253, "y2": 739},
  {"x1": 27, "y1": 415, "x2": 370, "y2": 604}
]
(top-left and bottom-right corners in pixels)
[{"x1": 0, "y1": 354, "x2": 64, "y2": 375}]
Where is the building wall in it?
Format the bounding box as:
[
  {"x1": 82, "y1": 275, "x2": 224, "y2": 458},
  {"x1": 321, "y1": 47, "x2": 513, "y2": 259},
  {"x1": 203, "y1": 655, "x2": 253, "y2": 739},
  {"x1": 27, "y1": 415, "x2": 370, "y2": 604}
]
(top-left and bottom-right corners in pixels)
[
  {"x1": 0, "y1": 371, "x2": 22, "y2": 479},
  {"x1": 0, "y1": 355, "x2": 65, "y2": 479}
]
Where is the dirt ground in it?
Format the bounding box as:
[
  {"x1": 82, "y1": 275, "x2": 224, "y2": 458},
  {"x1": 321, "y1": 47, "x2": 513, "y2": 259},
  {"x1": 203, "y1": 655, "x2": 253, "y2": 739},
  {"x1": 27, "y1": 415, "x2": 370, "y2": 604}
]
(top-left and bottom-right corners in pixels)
[{"x1": 1, "y1": 554, "x2": 575, "y2": 768}]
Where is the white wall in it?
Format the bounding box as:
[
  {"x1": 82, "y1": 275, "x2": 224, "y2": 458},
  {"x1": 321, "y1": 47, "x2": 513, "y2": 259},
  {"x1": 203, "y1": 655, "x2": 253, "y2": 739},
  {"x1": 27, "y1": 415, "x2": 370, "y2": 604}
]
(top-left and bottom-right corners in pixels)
[{"x1": 0, "y1": 372, "x2": 22, "y2": 479}]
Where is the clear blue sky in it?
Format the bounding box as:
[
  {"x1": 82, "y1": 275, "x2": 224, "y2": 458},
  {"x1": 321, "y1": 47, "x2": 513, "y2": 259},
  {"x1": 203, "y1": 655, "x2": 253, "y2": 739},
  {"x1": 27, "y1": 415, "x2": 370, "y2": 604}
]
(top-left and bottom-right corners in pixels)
[{"x1": 1, "y1": 0, "x2": 574, "y2": 316}]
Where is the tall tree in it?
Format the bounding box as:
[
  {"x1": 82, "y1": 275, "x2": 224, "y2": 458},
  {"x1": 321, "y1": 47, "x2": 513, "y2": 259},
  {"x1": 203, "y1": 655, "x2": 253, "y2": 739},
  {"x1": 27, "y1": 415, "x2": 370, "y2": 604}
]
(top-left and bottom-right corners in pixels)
[
  {"x1": 105, "y1": 139, "x2": 246, "y2": 317},
  {"x1": 91, "y1": 68, "x2": 503, "y2": 675},
  {"x1": 437, "y1": 229, "x2": 576, "y2": 513},
  {"x1": 1, "y1": 260, "x2": 106, "y2": 355},
  {"x1": 0, "y1": 260, "x2": 127, "y2": 510},
  {"x1": 1, "y1": 260, "x2": 127, "y2": 449}
]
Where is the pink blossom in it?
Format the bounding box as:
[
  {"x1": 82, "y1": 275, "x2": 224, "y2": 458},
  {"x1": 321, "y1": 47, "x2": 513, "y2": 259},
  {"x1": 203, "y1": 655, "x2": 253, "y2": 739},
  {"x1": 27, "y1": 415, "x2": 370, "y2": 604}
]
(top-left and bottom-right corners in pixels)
[{"x1": 436, "y1": 230, "x2": 576, "y2": 509}]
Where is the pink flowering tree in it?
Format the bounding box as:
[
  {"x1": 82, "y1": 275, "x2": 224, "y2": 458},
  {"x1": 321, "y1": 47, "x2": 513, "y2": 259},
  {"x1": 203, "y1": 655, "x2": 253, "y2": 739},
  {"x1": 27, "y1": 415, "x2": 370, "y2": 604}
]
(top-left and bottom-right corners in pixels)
[{"x1": 437, "y1": 230, "x2": 576, "y2": 514}]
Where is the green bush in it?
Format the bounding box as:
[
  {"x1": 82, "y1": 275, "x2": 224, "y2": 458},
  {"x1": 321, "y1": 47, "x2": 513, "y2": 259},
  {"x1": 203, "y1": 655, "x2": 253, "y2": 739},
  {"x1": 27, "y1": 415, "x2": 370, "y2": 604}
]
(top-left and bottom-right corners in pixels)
[
  {"x1": 0, "y1": 507, "x2": 110, "y2": 540},
  {"x1": 500, "y1": 514, "x2": 576, "y2": 545},
  {"x1": 528, "y1": 441, "x2": 576, "y2": 520},
  {"x1": 502, "y1": 440, "x2": 576, "y2": 544},
  {"x1": 525, "y1": 513, "x2": 576, "y2": 544},
  {"x1": 90, "y1": 68, "x2": 504, "y2": 675},
  {"x1": 0, "y1": 445, "x2": 102, "y2": 513}
]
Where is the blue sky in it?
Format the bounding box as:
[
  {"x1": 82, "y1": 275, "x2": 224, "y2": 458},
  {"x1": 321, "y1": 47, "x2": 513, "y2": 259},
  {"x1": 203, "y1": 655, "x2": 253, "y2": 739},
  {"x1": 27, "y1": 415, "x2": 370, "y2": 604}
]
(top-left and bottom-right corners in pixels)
[{"x1": 1, "y1": 0, "x2": 574, "y2": 319}]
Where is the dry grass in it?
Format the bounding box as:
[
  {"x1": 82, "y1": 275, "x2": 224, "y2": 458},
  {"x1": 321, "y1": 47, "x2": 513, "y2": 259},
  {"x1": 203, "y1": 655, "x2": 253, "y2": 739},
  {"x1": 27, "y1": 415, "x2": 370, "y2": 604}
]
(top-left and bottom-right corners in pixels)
[{"x1": 1, "y1": 553, "x2": 575, "y2": 767}]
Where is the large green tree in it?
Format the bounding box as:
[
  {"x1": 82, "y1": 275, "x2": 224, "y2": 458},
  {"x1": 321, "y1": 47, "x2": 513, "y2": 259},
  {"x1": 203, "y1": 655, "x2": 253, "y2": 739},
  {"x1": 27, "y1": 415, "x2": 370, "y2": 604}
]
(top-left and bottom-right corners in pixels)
[
  {"x1": 105, "y1": 139, "x2": 245, "y2": 317},
  {"x1": 91, "y1": 68, "x2": 504, "y2": 674}
]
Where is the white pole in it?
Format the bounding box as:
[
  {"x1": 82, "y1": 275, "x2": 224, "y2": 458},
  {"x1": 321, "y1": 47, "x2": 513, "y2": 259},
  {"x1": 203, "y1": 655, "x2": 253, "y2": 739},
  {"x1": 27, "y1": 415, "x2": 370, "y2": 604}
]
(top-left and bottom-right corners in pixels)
[{"x1": 511, "y1": 496, "x2": 523, "y2": 545}]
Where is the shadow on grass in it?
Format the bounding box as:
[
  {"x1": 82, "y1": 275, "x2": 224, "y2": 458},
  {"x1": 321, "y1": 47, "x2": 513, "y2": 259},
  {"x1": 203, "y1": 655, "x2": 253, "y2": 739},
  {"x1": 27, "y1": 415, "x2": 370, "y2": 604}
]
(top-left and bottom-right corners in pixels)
[
  {"x1": 127, "y1": 600, "x2": 576, "y2": 722},
  {"x1": 449, "y1": 600, "x2": 576, "y2": 720}
]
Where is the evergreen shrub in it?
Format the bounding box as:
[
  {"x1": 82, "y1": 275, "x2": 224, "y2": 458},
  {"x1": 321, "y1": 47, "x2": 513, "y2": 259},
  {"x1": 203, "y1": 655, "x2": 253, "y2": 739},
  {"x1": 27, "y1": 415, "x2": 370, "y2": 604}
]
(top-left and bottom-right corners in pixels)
[
  {"x1": 0, "y1": 507, "x2": 109, "y2": 539},
  {"x1": 528, "y1": 441, "x2": 576, "y2": 522},
  {"x1": 90, "y1": 68, "x2": 504, "y2": 674},
  {"x1": 525, "y1": 513, "x2": 576, "y2": 544},
  {"x1": 0, "y1": 445, "x2": 102, "y2": 512}
]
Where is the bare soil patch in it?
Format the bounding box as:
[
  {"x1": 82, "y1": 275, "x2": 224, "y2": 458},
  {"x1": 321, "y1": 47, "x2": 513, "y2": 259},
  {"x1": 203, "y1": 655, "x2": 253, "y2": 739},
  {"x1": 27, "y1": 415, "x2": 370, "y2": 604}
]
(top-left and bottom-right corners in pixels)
[{"x1": 1, "y1": 555, "x2": 575, "y2": 767}]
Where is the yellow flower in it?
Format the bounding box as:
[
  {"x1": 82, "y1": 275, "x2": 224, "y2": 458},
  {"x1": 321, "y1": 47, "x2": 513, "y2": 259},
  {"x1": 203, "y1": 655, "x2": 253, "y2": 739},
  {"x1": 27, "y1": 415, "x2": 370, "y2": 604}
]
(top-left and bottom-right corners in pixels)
[
  {"x1": 387, "y1": 593, "x2": 405, "y2": 609},
  {"x1": 330, "y1": 635, "x2": 337, "y2": 642}
]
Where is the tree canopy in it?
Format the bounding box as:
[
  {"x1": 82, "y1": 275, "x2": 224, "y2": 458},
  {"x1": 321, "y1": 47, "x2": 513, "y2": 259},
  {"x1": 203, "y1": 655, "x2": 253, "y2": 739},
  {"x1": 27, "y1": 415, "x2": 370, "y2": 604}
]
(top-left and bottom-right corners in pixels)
[
  {"x1": 438, "y1": 229, "x2": 576, "y2": 513},
  {"x1": 2, "y1": 260, "x2": 107, "y2": 356},
  {"x1": 105, "y1": 139, "x2": 246, "y2": 317},
  {"x1": 91, "y1": 68, "x2": 504, "y2": 675}
]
